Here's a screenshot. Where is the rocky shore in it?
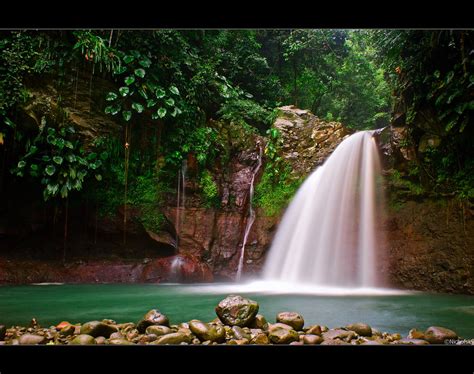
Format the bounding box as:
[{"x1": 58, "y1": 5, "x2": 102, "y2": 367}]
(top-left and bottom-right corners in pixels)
[{"x1": 0, "y1": 295, "x2": 466, "y2": 346}]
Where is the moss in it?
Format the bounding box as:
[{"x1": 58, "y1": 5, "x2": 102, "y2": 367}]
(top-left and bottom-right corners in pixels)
[{"x1": 199, "y1": 169, "x2": 219, "y2": 208}]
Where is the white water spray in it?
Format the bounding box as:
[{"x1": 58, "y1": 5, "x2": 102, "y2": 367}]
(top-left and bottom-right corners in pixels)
[
  {"x1": 263, "y1": 131, "x2": 383, "y2": 287},
  {"x1": 236, "y1": 144, "x2": 263, "y2": 280}
]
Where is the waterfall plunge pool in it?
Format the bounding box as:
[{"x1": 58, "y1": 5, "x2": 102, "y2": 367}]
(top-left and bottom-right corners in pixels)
[{"x1": 1, "y1": 282, "x2": 473, "y2": 338}]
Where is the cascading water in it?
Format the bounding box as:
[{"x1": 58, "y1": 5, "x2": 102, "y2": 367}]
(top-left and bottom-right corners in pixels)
[
  {"x1": 236, "y1": 143, "x2": 263, "y2": 281},
  {"x1": 262, "y1": 130, "x2": 383, "y2": 288},
  {"x1": 175, "y1": 160, "x2": 187, "y2": 249},
  {"x1": 169, "y1": 255, "x2": 185, "y2": 282}
]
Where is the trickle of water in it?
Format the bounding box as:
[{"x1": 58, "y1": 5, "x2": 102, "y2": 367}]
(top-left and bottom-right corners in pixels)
[
  {"x1": 169, "y1": 255, "x2": 185, "y2": 282},
  {"x1": 236, "y1": 143, "x2": 263, "y2": 281},
  {"x1": 263, "y1": 131, "x2": 384, "y2": 287},
  {"x1": 175, "y1": 160, "x2": 187, "y2": 249}
]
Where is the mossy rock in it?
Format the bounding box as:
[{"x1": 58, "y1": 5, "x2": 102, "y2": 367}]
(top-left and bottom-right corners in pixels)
[{"x1": 215, "y1": 295, "x2": 259, "y2": 327}]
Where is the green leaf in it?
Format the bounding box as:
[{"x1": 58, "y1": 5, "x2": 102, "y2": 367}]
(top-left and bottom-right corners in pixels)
[
  {"x1": 123, "y1": 55, "x2": 135, "y2": 64},
  {"x1": 67, "y1": 154, "x2": 76, "y2": 163},
  {"x1": 105, "y1": 105, "x2": 120, "y2": 115},
  {"x1": 139, "y1": 58, "x2": 152, "y2": 68},
  {"x1": 114, "y1": 65, "x2": 127, "y2": 75},
  {"x1": 119, "y1": 86, "x2": 130, "y2": 97},
  {"x1": 100, "y1": 151, "x2": 109, "y2": 160},
  {"x1": 124, "y1": 76, "x2": 135, "y2": 86},
  {"x1": 42, "y1": 155, "x2": 50, "y2": 162},
  {"x1": 123, "y1": 110, "x2": 132, "y2": 121},
  {"x1": 169, "y1": 86, "x2": 180, "y2": 95},
  {"x1": 70, "y1": 168, "x2": 76, "y2": 179},
  {"x1": 95, "y1": 174, "x2": 102, "y2": 181},
  {"x1": 60, "y1": 185, "x2": 68, "y2": 198},
  {"x1": 65, "y1": 141, "x2": 74, "y2": 149},
  {"x1": 4, "y1": 117, "x2": 15, "y2": 128},
  {"x1": 53, "y1": 156, "x2": 63, "y2": 165},
  {"x1": 18, "y1": 160, "x2": 26, "y2": 168},
  {"x1": 434, "y1": 70, "x2": 440, "y2": 79},
  {"x1": 157, "y1": 108, "x2": 167, "y2": 118},
  {"x1": 30, "y1": 164, "x2": 38, "y2": 171},
  {"x1": 445, "y1": 120, "x2": 457, "y2": 132},
  {"x1": 155, "y1": 88, "x2": 166, "y2": 99},
  {"x1": 147, "y1": 99, "x2": 157, "y2": 108},
  {"x1": 106, "y1": 92, "x2": 118, "y2": 101},
  {"x1": 132, "y1": 102, "x2": 144, "y2": 113},
  {"x1": 138, "y1": 87, "x2": 148, "y2": 100},
  {"x1": 45, "y1": 165, "x2": 56, "y2": 176},
  {"x1": 171, "y1": 107, "x2": 182, "y2": 117},
  {"x1": 165, "y1": 98, "x2": 175, "y2": 106},
  {"x1": 134, "y1": 68, "x2": 146, "y2": 78}
]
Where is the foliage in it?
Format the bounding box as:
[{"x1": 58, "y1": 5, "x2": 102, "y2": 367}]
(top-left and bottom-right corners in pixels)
[
  {"x1": 199, "y1": 169, "x2": 219, "y2": 208},
  {"x1": 12, "y1": 122, "x2": 106, "y2": 201}
]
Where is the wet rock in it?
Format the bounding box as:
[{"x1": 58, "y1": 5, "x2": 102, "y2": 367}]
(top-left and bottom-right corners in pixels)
[
  {"x1": 408, "y1": 328, "x2": 425, "y2": 340},
  {"x1": 251, "y1": 333, "x2": 270, "y2": 345},
  {"x1": 322, "y1": 329, "x2": 357, "y2": 342},
  {"x1": 95, "y1": 336, "x2": 106, "y2": 344},
  {"x1": 276, "y1": 312, "x2": 305, "y2": 331},
  {"x1": 305, "y1": 325, "x2": 322, "y2": 336},
  {"x1": 152, "y1": 332, "x2": 192, "y2": 345},
  {"x1": 231, "y1": 326, "x2": 251, "y2": 340},
  {"x1": 19, "y1": 334, "x2": 46, "y2": 345},
  {"x1": 80, "y1": 321, "x2": 118, "y2": 338},
  {"x1": 145, "y1": 325, "x2": 172, "y2": 336},
  {"x1": 117, "y1": 322, "x2": 136, "y2": 332},
  {"x1": 249, "y1": 314, "x2": 268, "y2": 330},
  {"x1": 396, "y1": 338, "x2": 430, "y2": 345},
  {"x1": 303, "y1": 334, "x2": 323, "y2": 345},
  {"x1": 70, "y1": 334, "x2": 96, "y2": 345},
  {"x1": 320, "y1": 339, "x2": 351, "y2": 345},
  {"x1": 268, "y1": 324, "x2": 299, "y2": 344},
  {"x1": 346, "y1": 323, "x2": 372, "y2": 337},
  {"x1": 59, "y1": 325, "x2": 75, "y2": 337},
  {"x1": 109, "y1": 338, "x2": 134, "y2": 345},
  {"x1": 109, "y1": 332, "x2": 123, "y2": 340},
  {"x1": 188, "y1": 320, "x2": 225, "y2": 343},
  {"x1": 56, "y1": 321, "x2": 71, "y2": 330},
  {"x1": 0, "y1": 325, "x2": 6, "y2": 340},
  {"x1": 137, "y1": 310, "x2": 170, "y2": 333},
  {"x1": 215, "y1": 295, "x2": 259, "y2": 327},
  {"x1": 424, "y1": 326, "x2": 458, "y2": 344}
]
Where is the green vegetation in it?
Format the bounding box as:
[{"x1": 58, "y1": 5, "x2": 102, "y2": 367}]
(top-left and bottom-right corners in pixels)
[{"x1": 199, "y1": 169, "x2": 219, "y2": 208}]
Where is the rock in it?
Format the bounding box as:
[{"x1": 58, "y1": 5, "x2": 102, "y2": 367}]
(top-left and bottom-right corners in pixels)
[
  {"x1": 80, "y1": 321, "x2": 118, "y2": 338},
  {"x1": 56, "y1": 321, "x2": 71, "y2": 330},
  {"x1": 320, "y1": 339, "x2": 351, "y2": 345},
  {"x1": 109, "y1": 338, "x2": 134, "y2": 345},
  {"x1": 396, "y1": 338, "x2": 430, "y2": 345},
  {"x1": 152, "y1": 332, "x2": 192, "y2": 345},
  {"x1": 276, "y1": 312, "x2": 305, "y2": 331},
  {"x1": 109, "y1": 332, "x2": 123, "y2": 340},
  {"x1": 346, "y1": 323, "x2": 372, "y2": 337},
  {"x1": 408, "y1": 328, "x2": 425, "y2": 340},
  {"x1": 322, "y1": 329, "x2": 357, "y2": 342},
  {"x1": 231, "y1": 326, "x2": 251, "y2": 340},
  {"x1": 251, "y1": 333, "x2": 270, "y2": 345},
  {"x1": 215, "y1": 295, "x2": 259, "y2": 327},
  {"x1": 268, "y1": 325, "x2": 299, "y2": 344},
  {"x1": 303, "y1": 334, "x2": 323, "y2": 345},
  {"x1": 19, "y1": 334, "x2": 46, "y2": 345},
  {"x1": 117, "y1": 322, "x2": 136, "y2": 332},
  {"x1": 249, "y1": 314, "x2": 268, "y2": 330},
  {"x1": 305, "y1": 325, "x2": 322, "y2": 335},
  {"x1": 137, "y1": 310, "x2": 170, "y2": 333},
  {"x1": 70, "y1": 334, "x2": 96, "y2": 345},
  {"x1": 424, "y1": 326, "x2": 458, "y2": 344},
  {"x1": 188, "y1": 320, "x2": 225, "y2": 343},
  {"x1": 145, "y1": 325, "x2": 172, "y2": 336},
  {"x1": 0, "y1": 325, "x2": 6, "y2": 341},
  {"x1": 59, "y1": 325, "x2": 75, "y2": 336},
  {"x1": 95, "y1": 336, "x2": 106, "y2": 344}
]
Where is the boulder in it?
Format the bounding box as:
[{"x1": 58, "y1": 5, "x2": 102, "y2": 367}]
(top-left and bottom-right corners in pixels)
[
  {"x1": 145, "y1": 325, "x2": 172, "y2": 336},
  {"x1": 215, "y1": 295, "x2": 259, "y2": 327},
  {"x1": 80, "y1": 321, "x2": 118, "y2": 338},
  {"x1": 303, "y1": 334, "x2": 323, "y2": 345},
  {"x1": 249, "y1": 314, "x2": 268, "y2": 330},
  {"x1": 276, "y1": 312, "x2": 305, "y2": 331},
  {"x1": 70, "y1": 334, "x2": 96, "y2": 345},
  {"x1": 137, "y1": 310, "x2": 170, "y2": 333},
  {"x1": 268, "y1": 324, "x2": 299, "y2": 344},
  {"x1": 424, "y1": 326, "x2": 458, "y2": 344},
  {"x1": 188, "y1": 320, "x2": 225, "y2": 343},
  {"x1": 346, "y1": 323, "x2": 372, "y2": 337},
  {"x1": 305, "y1": 325, "x2": 322, "y2": 335},
  {"x1": 19, "y1": 334, "x2": 46, "y2": 345}
]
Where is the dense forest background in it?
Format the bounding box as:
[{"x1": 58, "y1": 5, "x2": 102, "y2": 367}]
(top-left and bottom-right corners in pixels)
[{"x1": 0, "y1": 30, "x2": 472, "y2": 251}]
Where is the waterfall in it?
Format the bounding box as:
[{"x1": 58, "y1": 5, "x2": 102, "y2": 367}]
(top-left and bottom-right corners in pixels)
[
  {"x1": 262, "y1": 131, "x2": 383, "y2": 288},
  {"x1": 169, "y1": 255, "x2": 185, "y2": 282},
  {"x1": 175, "y1": 160, "x2": 187, "y2": 249},
  {"x1": 236, "y1": 143, "x2": 263, "y2": 281}
]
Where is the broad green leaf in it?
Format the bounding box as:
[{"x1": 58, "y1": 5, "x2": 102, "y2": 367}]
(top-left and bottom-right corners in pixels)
[
  {"x1": 138, "y1": 87, "x2": 148, "y2": 100},
  {"x1": 147, "y1": 99, "x2": 157, "y2": 108},
  {"x1": 70, "y1": 168, "x2": 76, "y2": 179},
  {"x1": 124, "y1": 76, "x2": 135, "y2": 85},
  {"x1": 95, "y1": 174, "x2": 102, "y2": 181},
  {"x1": 65, "y1": 141, "x2": 74, "y2": 149},
  {"x1": 100, "y1": 151, "x2": 108, "y2": 160},
  {"x1": 169, "y1": 86, "x2": 180, "y2": 95},
  {"x1": 60, "y1": 185, "x2": 68, "y2": 198},
  {"x1": 53, "y1": 156, "x2": 63, "y2": 165},
  {"x1": 139, "y1": 58, "x2": 152, "y2": 68},
  {"x1": 42, "y1": 155, "x2": 50, "y2": 162},
  {"x1": 132, "y1": 102, "x2": 144, "y2": 113},
  {"x1": 152, "y1": 112, "x2": 159, "y2": 120},
  {"x1": 4, "y1": 117, "x2": 15, "y2": 128},
  {"x1": 157, "y1": 108, "x2": 167, "y2": 118},
  {"x1": 123, "y1": 55, "x2": 135, "y2": 64},
  {"x1": 18, "y1": 160, "x2": 26, "y2": 168},
  {"x1": 45, "y1": 165, "x2": 56, "y2": 176},
  {"x1": 106, "y1": 92, "x2": 118, "y2": 101},
  {"x1": 30, "y1": 164, "x2": 38, "y2": 171},
  {"x1": 165, "y1": 98, "x2": 175, "y2": 106},
  {"x1": 155, "y1": 88, "x2": 166, "y2": 99},
  {"x1": 123, "y1": 110, "x2": 132, "y2": 121},
  {"x1": 105, "y1": 105, "x2": 120, "y2": 115},
  {"x1": 67, "y1": 154, "x2": 76, "y2": 163},
  {"x1": 134, "y1": 68, "x2": 146, "y2": 78},
  {"x1": 119, "y1": 86, "x2": 130, "y2": 97},
  {"x1": 114, "y1": 65, "x2": 127, "y2": 75}
]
